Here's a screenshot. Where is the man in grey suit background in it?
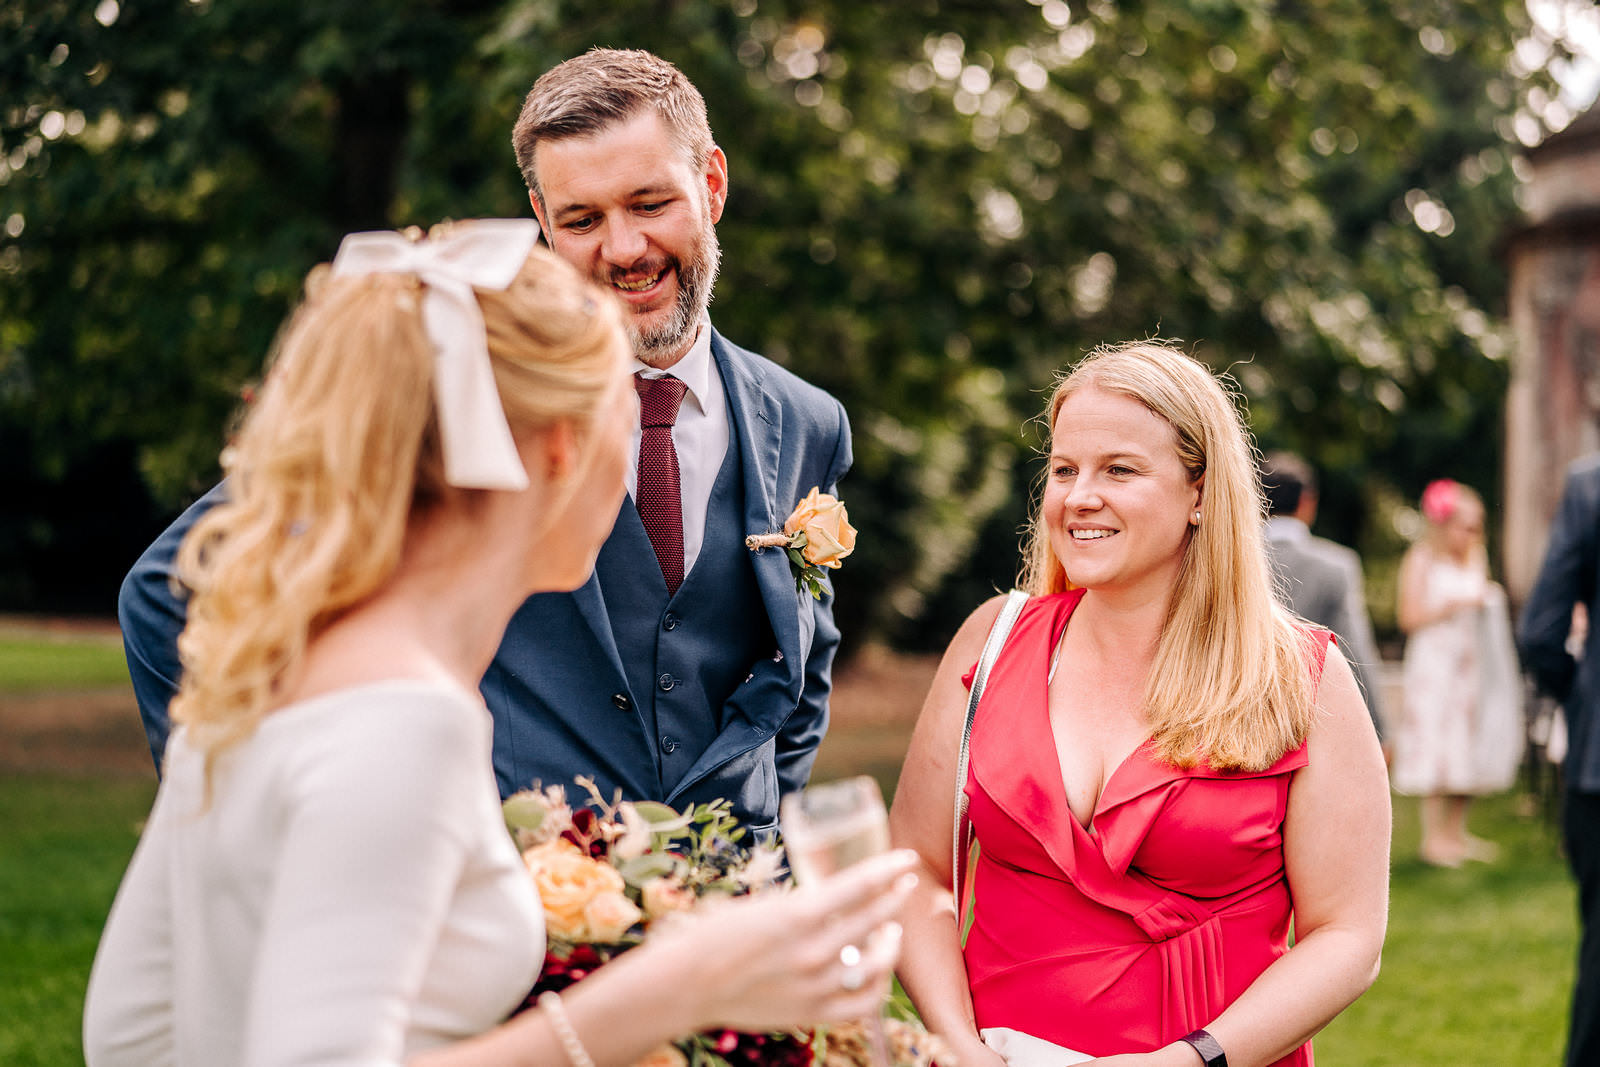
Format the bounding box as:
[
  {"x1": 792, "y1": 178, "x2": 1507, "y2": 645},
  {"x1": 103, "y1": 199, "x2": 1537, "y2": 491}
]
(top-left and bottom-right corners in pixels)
[{"x1": 1259, "y1": 451, "x2": 1388, "y2": 743}]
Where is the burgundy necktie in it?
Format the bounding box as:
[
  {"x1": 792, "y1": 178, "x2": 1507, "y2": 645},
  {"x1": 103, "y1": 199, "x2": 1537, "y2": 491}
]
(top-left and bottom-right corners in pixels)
[{"x1": 634, "y1": 373, "x2": 689, "y2": 594}]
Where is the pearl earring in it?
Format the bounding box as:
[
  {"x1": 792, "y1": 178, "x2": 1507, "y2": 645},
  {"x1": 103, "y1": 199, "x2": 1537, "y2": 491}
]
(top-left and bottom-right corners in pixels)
[{"x1": 1192, "y1": 510, "x2": 1201, "y2": 523}]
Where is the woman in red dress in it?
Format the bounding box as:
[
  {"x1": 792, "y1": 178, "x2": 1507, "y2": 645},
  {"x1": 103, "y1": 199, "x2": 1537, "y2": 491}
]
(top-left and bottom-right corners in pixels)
[{"x1": 890, "y1": 341, "x2": 1389, "y2": 1067}]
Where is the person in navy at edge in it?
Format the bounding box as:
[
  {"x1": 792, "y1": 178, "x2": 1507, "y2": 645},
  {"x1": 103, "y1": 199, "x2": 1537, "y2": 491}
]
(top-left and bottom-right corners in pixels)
[
  {"x1": 1519, "y1": 454, "x2": 1600, "y2": 1067},
  {"x1": 117, "y1": 48, "x2": 851, "y2": 832}
]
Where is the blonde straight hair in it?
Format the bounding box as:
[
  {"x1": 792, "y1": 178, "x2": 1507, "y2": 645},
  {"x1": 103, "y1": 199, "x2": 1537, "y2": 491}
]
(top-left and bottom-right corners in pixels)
[
  {"x1": 169, "y1": 233, "x2": 625, "y2": 775},
  {"x1": 1020, "y1": 341, "x2": 1317, "y2": 771}
]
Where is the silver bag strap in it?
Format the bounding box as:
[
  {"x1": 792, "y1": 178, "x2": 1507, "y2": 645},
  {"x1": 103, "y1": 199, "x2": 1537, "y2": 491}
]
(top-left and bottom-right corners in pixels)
[{"x1": 952, "y1": 589, "x2": 1029, "y2": 899}]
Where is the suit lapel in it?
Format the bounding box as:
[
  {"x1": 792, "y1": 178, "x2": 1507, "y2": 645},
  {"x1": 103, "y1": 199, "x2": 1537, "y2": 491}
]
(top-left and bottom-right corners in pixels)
[{"x1": 712, "y1": 331, "x2": 803, "y2": 664}]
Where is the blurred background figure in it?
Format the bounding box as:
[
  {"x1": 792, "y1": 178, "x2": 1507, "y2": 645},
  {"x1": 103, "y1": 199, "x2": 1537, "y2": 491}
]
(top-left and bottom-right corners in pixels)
[
  {"x1": 1393, "y1": 479, "x2": 1524, "y2": 867},
  {"x1": 1260, "y1": 451, "x2": 1388, "y2": 749},
  {"x1": 1518, "y1": 454, "x2": 1600, "y2": 1067}
]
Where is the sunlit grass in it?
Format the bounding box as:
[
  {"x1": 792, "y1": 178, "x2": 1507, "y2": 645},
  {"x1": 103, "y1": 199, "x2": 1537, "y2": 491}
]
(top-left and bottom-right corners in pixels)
[
  {"x1": 0, "y1": 635, "x2": 130, "y2": 693},
  {"x1": 1317, "y1": 789, "x2": 1575, "y2": 1066},
  {"x1": 0, "y1": 776, "x2": 153, "y2": 1067}
]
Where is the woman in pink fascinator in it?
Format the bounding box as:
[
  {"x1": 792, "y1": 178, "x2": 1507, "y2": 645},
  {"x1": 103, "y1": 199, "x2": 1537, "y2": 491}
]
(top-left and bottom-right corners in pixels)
[{"x1": 1393, "y1": 478, "x2": 1524, "y2": 866}]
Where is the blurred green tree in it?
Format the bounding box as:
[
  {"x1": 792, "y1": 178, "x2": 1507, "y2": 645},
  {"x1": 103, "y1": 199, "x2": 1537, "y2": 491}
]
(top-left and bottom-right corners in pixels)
[{"x1": 0, "y1": 0, "x2": 1567, "y2": 640}]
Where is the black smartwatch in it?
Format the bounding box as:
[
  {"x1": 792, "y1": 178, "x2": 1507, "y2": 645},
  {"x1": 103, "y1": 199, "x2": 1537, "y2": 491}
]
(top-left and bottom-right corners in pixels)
[{"x1": 1179, "y1": 1029, "x2": 1228, "y2": 1067}]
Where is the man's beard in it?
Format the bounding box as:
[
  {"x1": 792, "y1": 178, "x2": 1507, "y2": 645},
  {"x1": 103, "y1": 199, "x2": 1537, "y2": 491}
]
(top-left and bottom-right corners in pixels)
[{"x1": 623, "y1": 220, "x2": 721, "y2": 367}]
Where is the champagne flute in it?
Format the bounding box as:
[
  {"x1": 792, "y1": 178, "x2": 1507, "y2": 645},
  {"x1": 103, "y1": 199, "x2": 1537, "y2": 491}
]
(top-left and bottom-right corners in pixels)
[{"x1": 781, "y1": 776, "x2": 895, "y2": 1067}]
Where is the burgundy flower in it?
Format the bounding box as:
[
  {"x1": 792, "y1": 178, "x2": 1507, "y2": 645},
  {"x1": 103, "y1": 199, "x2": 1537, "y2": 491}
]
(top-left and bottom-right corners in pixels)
[
  {"x1": 526, "y1": 943, "x2": 612, "y2": 1000},
  {"x1": 566, "y1": 944, "x2": 604, "y2": 969},
  {"x1": 562, "y1": 809, "x2": 609, "y2": 858},
  {"x1": 704, "y1": 1028, "x2": 812, "y2": 1067}
]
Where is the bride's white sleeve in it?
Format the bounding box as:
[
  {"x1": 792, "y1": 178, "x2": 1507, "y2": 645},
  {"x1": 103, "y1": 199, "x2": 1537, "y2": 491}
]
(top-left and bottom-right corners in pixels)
[
  {"x1": 241, "y1": 692, "x2": 486, "y2": 1065},
  {"x1": 83, "y1": 783, "x2": 179, "y2": 1066}
]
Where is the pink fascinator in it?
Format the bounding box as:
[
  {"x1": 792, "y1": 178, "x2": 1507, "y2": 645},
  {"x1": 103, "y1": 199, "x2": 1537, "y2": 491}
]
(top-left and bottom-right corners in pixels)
[{"x1": 1420, "y1": 479, "x2": 1461, "y2": 524}]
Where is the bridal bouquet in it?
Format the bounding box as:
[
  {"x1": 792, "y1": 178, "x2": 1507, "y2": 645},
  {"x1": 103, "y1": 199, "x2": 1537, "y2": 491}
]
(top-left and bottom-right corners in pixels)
[{"x1": 503, "y1": 780, "x2": 947, "y2": 1067}]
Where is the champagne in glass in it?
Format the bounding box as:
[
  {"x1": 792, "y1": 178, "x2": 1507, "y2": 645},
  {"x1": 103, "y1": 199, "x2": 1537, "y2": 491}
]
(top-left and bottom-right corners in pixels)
[
  {"x1": 781, "y1": 776, "x2": 894, "y2": 1067},
  {"x1": 782, "y1": 776, "x2": 891, "y2": 883}
]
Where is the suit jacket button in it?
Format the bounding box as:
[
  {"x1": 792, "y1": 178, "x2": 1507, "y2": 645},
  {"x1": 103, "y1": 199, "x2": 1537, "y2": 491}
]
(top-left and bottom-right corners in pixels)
[
  {"x1": 661, "y1": 735, "x2": 679, "y2": 754},
  {"x1": 662, "y1": 612, "x2": 679, "y2": 631},
  {"x1": 658, "y1": 674, "x2": 675, "y2": 692},
  {"x1": 611, "y1": 693, "x2": 632, "y2": 712}
]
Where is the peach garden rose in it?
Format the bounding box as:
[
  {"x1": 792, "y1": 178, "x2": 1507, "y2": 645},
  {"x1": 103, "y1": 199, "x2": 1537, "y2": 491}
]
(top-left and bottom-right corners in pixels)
[
  {"x1": 746, "y1": 487, "x2": 858, "y2": 599},
  {"x1": 783, "y1": 487, "x2": 857, "y2": 568},
  {"x1": 640, "y1": 877, "x2": 696, "y2": 919},
  {"x1": 583, "y1": 891, "x2": 645, "y2": 942},
  {"x1": 522, "y1": 839, "x2": 630, "y2": 942}
]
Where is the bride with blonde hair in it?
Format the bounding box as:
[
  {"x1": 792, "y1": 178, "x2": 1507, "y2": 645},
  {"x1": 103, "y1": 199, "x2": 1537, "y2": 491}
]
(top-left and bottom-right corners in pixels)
[{"x1": 84, "y1": 220, "x2": 913, "y2": 1066}]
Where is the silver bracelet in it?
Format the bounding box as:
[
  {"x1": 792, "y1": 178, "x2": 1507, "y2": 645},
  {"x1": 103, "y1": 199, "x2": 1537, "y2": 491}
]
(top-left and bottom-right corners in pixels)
[{"x1": 538, "y1": 991, "x2": 597, "y2": 1067}]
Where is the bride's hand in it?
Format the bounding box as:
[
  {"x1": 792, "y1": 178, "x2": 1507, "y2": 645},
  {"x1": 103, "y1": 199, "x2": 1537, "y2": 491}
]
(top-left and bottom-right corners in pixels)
[{"x1": 642, "y1": 849, "x2": 918, "y2": 1033}]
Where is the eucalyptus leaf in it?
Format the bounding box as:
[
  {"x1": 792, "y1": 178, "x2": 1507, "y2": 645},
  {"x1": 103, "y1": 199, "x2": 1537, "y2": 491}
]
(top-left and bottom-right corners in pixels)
[
  {"x1": 631, "y1": 800, "x2": 693, "y2": 831},
  {"x1": 617, "y1": 852, "x2": 680, "y2": 887},
  {"x1": 500, "y1": 792, "x2": 548, "y2": 833}
]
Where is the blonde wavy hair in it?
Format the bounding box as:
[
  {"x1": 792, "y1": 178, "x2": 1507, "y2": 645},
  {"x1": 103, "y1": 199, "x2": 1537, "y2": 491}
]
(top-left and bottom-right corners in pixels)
[
  {"x1": 169, "y1": 230, "x2": 626, "y2": 774},
  {"x1": 1019, "y1": 340, "x2": 1318, "y2": 771}
]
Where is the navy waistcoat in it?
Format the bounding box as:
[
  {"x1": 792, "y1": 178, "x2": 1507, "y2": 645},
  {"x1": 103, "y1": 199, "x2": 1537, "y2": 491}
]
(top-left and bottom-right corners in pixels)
[{"x1": 594, "y1": 424, "x2": 776, "y2": 795}]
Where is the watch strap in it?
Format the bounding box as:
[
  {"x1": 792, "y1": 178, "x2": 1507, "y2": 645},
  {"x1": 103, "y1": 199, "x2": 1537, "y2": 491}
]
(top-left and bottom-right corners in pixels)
[{"x1": 1179, "y1": 1029, "x2": 1228, "y2": 1067}]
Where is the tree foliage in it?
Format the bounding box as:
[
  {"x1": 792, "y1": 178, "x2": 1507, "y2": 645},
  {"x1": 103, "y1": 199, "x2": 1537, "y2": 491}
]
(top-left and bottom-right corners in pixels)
[{"x1": 0, "y1": 0, "x2": 1567, "y2": 639}]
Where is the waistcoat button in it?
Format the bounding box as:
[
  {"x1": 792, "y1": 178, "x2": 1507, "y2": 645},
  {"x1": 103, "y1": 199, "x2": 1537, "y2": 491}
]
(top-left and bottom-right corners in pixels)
[
  {"x1": 662, "y1": 612, "x2": 679, "y2": 631},
  {"x1": 658, "y1": 674, "x2": 675, "y2": 692},
  {"x1": 661, "y1": 736, "x2": 679, "y2": 754}
]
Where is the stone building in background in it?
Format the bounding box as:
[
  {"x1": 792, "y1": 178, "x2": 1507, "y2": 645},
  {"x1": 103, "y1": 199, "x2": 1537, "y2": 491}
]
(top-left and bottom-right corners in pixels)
[{"x1": 1504, "y1": 105, "x2": 1600, "y2": 604}]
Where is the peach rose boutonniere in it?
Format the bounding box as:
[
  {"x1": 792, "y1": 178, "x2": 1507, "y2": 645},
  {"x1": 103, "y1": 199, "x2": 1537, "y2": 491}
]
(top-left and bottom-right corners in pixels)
[{"x1": 744, "y1": 487, "x2": 858, "y2": 600}]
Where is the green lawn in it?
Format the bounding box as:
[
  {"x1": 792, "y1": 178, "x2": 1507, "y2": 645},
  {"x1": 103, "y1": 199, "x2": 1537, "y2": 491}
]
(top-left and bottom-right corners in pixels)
[
  {"x1": 0, "y1": 775, "x2": 1580, "y2": 1065},
  {"x1": 0, "y1": 634, "x2": 131, "y2": 692},
  {"x1": 0, "y1": 776, "x2": 154, "y2": 1067},
  {"x1": 1318, "y1": 789, "x2": 1576, "y2": 1066}
]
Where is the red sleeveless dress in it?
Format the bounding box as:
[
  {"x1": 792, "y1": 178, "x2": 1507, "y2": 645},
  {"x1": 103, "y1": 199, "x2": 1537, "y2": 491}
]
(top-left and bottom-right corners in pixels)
[{"x1": 961, "y1": 591, "x2": 1327, "y2": 1065}]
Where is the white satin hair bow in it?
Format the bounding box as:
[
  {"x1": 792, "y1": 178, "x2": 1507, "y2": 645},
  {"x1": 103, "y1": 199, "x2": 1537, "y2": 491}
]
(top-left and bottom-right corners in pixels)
[{"x1": 330, "y1": 218, "x2": 542, "y2": 491}]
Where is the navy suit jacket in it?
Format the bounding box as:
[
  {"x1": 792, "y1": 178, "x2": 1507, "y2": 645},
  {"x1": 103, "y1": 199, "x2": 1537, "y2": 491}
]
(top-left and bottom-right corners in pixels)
[
  {"x1": 1519, "y1": 454, "x2": 1600, "y2": 793},
  {"x1": 118, "y1": 328, "x2": 851, "y2": 830}
]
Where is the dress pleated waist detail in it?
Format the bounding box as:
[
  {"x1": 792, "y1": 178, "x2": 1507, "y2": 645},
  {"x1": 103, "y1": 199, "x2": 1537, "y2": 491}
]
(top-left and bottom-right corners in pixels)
[{"x1": 960, "y1": 591, "x2": 1323, "y2": 1066}]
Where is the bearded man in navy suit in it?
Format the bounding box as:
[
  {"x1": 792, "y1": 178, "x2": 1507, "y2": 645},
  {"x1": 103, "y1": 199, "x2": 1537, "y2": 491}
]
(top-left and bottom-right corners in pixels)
[{"x1": 118, "y1": 49, "x2": 850, "y2": 832}]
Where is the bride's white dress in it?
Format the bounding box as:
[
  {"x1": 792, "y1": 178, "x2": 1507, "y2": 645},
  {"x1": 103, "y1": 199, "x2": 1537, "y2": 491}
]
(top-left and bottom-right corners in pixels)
[
  {"x1": 1392, "y1": 554, "x2": 1524, "y2": 795},
  {"x1": 83, "y1": 680, "x2": 544, "y2": 1066}
]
